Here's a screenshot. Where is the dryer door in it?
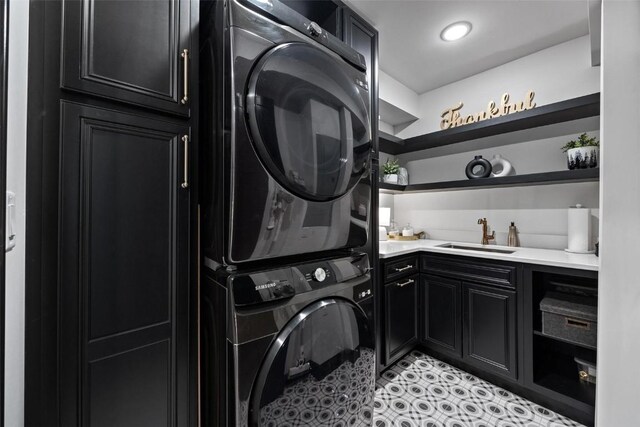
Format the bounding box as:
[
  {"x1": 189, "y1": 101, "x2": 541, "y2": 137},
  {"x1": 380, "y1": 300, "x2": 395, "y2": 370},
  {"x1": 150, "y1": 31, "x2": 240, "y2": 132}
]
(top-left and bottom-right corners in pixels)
[
  {"x1": 247, "y1": 42, "x2": 371, "y2": 202},
  {"x1": 249, "y1": 298, "x2": 375, "y2": 426}
]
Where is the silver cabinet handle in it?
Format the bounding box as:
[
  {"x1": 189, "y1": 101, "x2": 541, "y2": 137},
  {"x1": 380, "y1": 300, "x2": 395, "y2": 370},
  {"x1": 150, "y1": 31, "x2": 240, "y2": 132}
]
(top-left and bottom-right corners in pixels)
[
  {"x1": 181, "y1": 135, "x2": 189, "y2": 188},
  {"x1": 394, "y1": 265, "x2": 413, "y2": 272},
  {"x1": 181, "y1": 49, "x2": 189, "y2": 105},
  {"x1": 396, "y1": 279, "x2": 415, "y2": 288}
]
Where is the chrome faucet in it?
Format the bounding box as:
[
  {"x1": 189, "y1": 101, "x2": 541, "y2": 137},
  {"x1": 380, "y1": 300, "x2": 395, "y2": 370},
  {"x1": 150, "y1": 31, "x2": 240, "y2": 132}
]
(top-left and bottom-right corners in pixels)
[{"x1": 477, "y1": 218, "x2": 495, "y2": 245}]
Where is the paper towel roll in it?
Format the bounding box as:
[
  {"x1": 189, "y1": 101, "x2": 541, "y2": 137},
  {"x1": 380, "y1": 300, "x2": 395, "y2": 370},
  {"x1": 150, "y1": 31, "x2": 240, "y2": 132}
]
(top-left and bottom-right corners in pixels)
[{"x1": 567, "y1": 205, "x2": 591, "y2": 253}]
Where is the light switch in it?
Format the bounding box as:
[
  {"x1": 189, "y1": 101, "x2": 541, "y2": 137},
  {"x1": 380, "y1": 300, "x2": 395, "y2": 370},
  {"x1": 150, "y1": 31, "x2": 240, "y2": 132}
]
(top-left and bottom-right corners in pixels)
[{"x1": 5, "y1": 191, "x2": 15, "y2": 252}]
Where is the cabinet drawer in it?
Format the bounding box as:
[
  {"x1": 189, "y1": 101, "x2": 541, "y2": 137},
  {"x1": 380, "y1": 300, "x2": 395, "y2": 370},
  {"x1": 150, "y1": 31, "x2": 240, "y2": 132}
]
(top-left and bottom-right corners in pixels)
[
  {"x1": 384, "y1": 255, "x2": 419, "y2": 282},
  {"x1": 421, "y1": 255, "x2": 517, "y2": 289}
]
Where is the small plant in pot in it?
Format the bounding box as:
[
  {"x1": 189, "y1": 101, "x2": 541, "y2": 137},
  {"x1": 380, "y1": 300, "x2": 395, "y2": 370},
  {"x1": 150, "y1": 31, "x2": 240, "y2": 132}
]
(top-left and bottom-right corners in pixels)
[
  {"x1": 383, "y1": 158, "x2": 400, "y2": 184},
  {"x1": 562, "y1": 133, "x2": 599, "y2": 170}
]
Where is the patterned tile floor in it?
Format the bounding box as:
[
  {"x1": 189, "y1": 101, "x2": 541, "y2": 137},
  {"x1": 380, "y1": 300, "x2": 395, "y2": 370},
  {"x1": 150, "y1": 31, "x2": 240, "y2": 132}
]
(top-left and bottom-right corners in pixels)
[{"x1": 373, "y1": 350, "x2": 584, "y2": 427}]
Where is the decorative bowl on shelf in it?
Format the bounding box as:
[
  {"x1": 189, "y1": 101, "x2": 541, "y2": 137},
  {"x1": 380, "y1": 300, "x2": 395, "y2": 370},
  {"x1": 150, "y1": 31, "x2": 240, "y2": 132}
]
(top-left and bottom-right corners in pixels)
[{"x1": 397, "y1": 167, "x2": 409, "y2": 185}]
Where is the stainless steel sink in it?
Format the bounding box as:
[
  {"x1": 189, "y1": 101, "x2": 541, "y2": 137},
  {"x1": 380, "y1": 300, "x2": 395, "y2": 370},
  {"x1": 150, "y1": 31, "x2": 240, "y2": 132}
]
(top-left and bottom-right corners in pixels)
[{"x1": 436, "y1": 243, "x2": 516, "y2": 254}]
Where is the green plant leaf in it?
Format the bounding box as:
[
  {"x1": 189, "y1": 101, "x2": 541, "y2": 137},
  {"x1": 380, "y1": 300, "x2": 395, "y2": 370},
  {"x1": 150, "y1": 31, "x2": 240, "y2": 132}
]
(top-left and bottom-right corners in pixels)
[
  {"x1": 561, "y1": 133, "x2": 599, "y2": 152},
  {"x1": 383, "y1": 158, "x2": 400, "y2": 174}
]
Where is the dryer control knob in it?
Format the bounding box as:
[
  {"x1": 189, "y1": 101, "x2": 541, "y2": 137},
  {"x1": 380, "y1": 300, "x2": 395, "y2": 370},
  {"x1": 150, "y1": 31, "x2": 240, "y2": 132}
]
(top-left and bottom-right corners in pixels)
[
  {"x1": 307, "y1": 22, "x2": 322, "y2": 37},
  {"x1": 313, "y1": 268, "x2": 327, "y2": 282}
]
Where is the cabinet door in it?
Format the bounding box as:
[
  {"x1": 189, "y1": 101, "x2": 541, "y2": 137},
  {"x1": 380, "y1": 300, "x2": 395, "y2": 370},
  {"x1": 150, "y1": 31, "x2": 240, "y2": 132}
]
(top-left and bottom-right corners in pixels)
[
  {"x1": 58, "y1": 102, "x2": 191, "y2": 426},
  {"x1": 62, "y1": 0, "x2": 192, "y2": 116},
  {"x1": 421, "y1": 275, "x2": 462, "y2": 358},
  {"x1": 384, "y1": 274, "x2": 418, "y2": 365},
  {"x1": 463, "y1": 282, "x2": 517, "y2": 379},
  {"x1": 343, "y1": 10, "x2": 378, "y2": 156}
]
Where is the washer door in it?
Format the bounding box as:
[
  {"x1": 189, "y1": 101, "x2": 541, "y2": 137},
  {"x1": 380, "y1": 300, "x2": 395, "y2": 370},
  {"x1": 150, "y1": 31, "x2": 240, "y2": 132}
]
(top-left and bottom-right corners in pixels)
[
  {"x1": 247, "y1": 43, "x2": 371, "y2": 202},
  {"x1": 250, "y1": 298, "x2": 375, "y2": 427}
]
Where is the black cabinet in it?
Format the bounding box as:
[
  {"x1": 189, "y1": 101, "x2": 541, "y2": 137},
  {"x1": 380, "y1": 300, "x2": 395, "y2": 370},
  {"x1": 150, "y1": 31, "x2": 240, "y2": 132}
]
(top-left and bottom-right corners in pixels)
[
  {"x1": 26, "y1": 1, "x2": 198, "y2": 424},
  {"x1": 463, "y1": 282, "x2": 517, "y2": 379},
  {"x1": 421, "y1": 275, "x2": 462, "y2": 358},
  {"x1": 340, "y1": 3, "x2": 380, "y2": 374},
  {"x1": 384, "y1": 255, "x2": 419, "y2": 282},
  {"x1": 421, "y1": 254, "x2": 520, "y2": 381},
  {"x1": 62, "y1": 0, "x2": 193, "y2": 116},
  {"x1": 58, "y1": 102, "x2": 191, "y2": 426},
  {"x1": 282, "y1": 0, "x2": 342, "y2": 36},
  {"x1": 343, "y1": 9, "x2": 378, "y2": 157},
  {"x1": 384, "y1": 274, "x2": 419, "y2": 365}
]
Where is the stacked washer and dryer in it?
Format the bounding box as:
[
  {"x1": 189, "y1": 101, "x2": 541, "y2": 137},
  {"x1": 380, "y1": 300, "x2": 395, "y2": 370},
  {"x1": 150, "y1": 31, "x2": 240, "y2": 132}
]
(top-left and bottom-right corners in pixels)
[{"x1": 199, "y1": 0, "x2": 376, "y2": 426}]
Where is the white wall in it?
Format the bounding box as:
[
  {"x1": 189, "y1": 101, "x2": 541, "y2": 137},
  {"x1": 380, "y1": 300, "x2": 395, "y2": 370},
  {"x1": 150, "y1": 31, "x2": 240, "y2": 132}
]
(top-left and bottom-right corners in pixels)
[
  {"x1": 596, "y1": 1, "x2": 640, "y2": 425},
  {"x1": 392, "y1": 183, "x2": 599, "y2": 250},
  {"x1": 397, "y1": 35, "x2": 600, "y2": 138},
  {"x1": 5, "y1": 1, "x2": 29, "y2": 426},
  {"x1": 378, "y1": 192, "x2": 394, "y2": 224},
  {"x1": 378, "y1": 34, "x2": 601, "y2": 250},
  {"x1": 379, "y1": 70, "x2": 420, "y2": 118},
  {"x1": 379, "y1": 119, "x2": 394, "y2": 135}
]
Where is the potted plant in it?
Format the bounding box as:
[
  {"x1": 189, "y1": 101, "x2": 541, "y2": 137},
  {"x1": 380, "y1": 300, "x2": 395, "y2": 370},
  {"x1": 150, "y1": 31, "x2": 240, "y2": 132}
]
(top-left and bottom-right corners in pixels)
[
  {"x1": 562, "y1": 133, "x2": 600, "y2": 170},
  {"x1": 382, "y1": 158, "x2": 400, "y2": 184}
]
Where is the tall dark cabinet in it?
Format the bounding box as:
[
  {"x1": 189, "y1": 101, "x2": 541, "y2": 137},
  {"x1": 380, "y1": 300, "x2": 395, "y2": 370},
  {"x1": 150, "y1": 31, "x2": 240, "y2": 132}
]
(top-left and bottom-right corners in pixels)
[
  {"x1": 26, "y1": 1, "x2": 198, "y2": 426},
  {"x1": 342, "y1": 3, "x2": 380, "y2": 375}
]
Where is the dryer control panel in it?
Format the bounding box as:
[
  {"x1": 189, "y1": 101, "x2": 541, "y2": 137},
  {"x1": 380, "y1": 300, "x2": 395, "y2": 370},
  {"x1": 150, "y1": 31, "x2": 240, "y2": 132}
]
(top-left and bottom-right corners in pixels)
[{"x1": 231, "y1": 253, "x2": 369, "y2": 307}]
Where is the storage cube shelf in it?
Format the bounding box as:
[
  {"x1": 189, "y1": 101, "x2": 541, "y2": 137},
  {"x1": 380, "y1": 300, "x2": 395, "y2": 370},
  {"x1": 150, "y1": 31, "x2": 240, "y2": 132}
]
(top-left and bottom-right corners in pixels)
[{"x1": 527, "y1": 267, "x2": 598, "y2": 420}]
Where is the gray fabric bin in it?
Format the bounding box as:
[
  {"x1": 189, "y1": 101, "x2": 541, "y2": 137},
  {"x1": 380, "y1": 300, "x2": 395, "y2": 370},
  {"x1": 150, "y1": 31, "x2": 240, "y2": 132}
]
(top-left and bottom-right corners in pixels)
[{"x1": 540, "y1": 292, "x2": 597, "y2": 349}]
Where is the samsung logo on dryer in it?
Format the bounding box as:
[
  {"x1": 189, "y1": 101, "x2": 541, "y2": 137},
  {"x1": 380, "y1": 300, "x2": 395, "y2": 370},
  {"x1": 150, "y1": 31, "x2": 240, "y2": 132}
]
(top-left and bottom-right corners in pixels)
[{"x1": 255, "y1": 282, "x2": 278, "y2": 291}]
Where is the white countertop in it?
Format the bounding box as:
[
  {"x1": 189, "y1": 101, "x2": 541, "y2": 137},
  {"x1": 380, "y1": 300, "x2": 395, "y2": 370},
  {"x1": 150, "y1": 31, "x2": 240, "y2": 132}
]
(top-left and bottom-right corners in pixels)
[{"x1": 379, "y1": 239, "x2": 599, "y2": 271}]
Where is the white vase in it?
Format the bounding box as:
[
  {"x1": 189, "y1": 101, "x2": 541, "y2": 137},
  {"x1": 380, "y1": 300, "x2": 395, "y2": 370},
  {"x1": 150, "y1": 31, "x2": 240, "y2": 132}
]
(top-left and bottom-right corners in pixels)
[
  {"x1": 383, "y1": 174, "x2": 398, "y2": 184},
  {"x1": 397, "y1": 168, "x2": 409, "y2": 185},
  {"x1": 567, "y1": 147, "x2": 599, "y2": 170},
  {"x1": 490, "y1": 154, "x2": 514, "y2": 177}
]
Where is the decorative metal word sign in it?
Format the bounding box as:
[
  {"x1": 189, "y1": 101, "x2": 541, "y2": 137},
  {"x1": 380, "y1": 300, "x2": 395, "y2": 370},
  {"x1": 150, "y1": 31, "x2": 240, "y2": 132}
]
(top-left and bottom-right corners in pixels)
[{"x1": 440, "y1": 91, "x2": 536, "y2": 130}]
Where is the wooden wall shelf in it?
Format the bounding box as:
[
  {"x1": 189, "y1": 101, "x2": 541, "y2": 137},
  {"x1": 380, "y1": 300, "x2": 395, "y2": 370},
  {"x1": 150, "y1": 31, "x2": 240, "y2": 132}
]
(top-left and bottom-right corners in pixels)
[
  {"x1": 379, "y1": 168, "x2": 599, "y2": 194},
  {"x1": 379, "y1": 93, "x2": 600, "y2": 155}
]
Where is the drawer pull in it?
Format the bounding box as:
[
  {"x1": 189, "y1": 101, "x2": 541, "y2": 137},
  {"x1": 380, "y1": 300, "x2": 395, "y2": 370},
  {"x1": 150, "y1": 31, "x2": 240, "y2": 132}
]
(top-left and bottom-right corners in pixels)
[
  {"x1": 394, "y1": 265, "x2": 413, "y2": 272},
  {"x1": 396, "y1": 279, "x2": 414, "y2": 288},
  {"x1": 565, "y1": 318, "x2": 590, "y2": 330}
]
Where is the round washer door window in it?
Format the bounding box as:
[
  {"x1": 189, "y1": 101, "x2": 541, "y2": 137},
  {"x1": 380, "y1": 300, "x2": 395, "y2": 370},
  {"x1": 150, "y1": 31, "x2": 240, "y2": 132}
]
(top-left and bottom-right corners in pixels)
[
  {"x1": 250, "y1": 298, "x2": 375, "y2": 426},
  {"x1": 247, "y1": 43, "x2": 371, "y2": 201}
]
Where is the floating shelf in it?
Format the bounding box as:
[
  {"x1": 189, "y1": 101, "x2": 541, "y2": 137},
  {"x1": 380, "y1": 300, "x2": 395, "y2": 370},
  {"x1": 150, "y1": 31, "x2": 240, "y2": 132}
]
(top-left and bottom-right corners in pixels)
[
  {"x1": 379, "y1": 130, "x2": 406, "y2": 154},
  {"x1": 535, "y1": 371, "x2": 596, "y2": 407},
  {"x1": 379, "y1": 168, "x2": 599, "y2": 194},
  {"x1": 380, "y1": 93, "x2": 600, "y2": 155},
  {"x1": 533, "y1": 330, "x2": 597, "y2": 351}
]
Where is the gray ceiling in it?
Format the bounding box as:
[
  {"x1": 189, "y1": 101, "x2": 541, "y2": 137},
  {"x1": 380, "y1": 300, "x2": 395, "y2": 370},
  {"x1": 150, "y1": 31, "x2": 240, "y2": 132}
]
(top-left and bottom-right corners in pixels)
[{"x1": 345, "y1": 0, "x2": 590, "y2": 94}]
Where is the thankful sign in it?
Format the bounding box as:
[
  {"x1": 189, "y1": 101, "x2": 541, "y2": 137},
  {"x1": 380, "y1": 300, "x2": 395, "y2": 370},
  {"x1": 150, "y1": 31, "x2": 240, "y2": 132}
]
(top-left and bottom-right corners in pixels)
[{"x1": 440, "y1": 91, "x2": 536, "y2": 130}]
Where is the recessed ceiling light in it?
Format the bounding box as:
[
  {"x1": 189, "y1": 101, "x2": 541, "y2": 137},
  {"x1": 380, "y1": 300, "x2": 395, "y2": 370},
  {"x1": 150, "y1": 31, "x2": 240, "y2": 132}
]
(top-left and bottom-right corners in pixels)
[{"x1": 440, "y1": 21, "x2": 472, "y2": 42}]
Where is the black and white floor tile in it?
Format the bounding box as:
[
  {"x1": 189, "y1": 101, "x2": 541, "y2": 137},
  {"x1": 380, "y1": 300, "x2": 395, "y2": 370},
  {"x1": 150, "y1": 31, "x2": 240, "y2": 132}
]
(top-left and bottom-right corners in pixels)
[
  {"x1": 259, "y1": 348, "x2": 376, "y2": 426},
  {"x1": 373, "y1": 350, "x2": 584, "y2": 427}
]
